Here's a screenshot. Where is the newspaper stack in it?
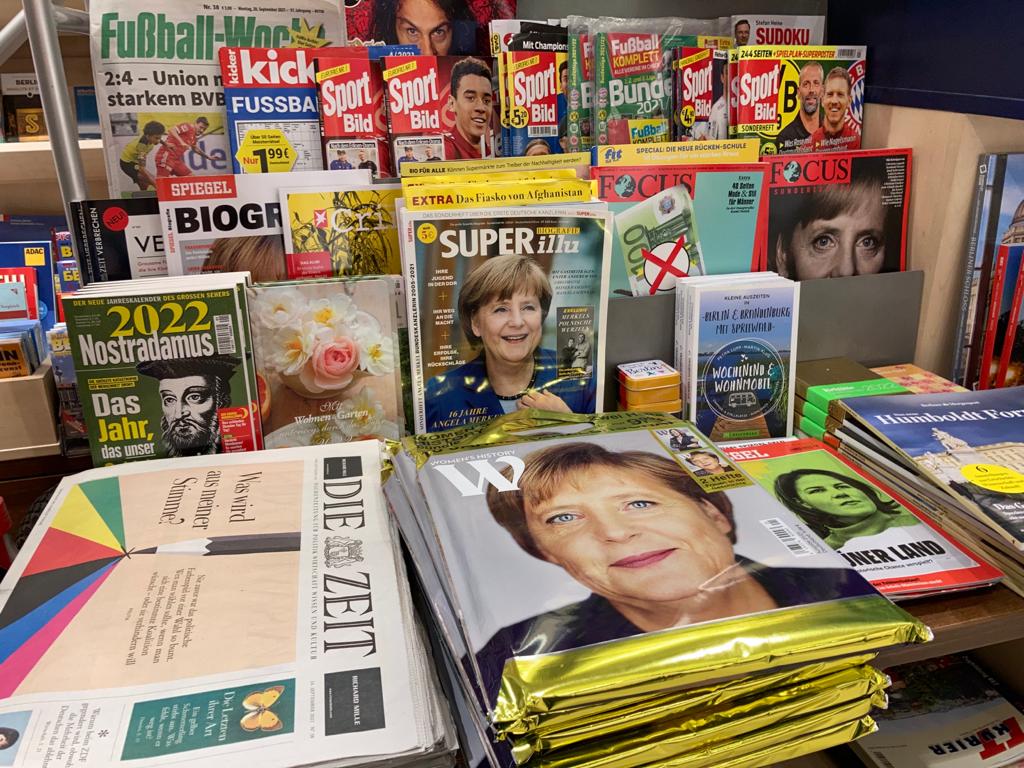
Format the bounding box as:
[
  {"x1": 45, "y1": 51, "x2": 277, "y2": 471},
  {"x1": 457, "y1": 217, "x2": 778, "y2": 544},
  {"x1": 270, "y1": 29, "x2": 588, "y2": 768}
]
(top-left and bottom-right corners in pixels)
[
  {"x1": 0, "y1": 443, "x2": 455, "y2": 767},
  {"x1": 385, "y1": 410, "x2": 933, "y2": 768}
]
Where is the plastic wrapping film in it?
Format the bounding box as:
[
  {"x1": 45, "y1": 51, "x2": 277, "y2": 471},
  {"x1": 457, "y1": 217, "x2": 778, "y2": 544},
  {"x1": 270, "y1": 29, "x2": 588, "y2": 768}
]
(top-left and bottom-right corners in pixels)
[
  {"x1": 493, "y1": 595, "x2": 928, "y2": 725},
  {"x1": 402, "y1": 409, "x2": 682, "y2": 467},
  {"x1": 395, "y1": 408, "x2": 929, "y2": 768},
  {"x1": 507, "y1": 652, "x2": 877, "y2": 737},
  {"x1": 671, "y1": 715, "x2": 878, "y2": 768},
  {"x1": 541, "y1": 698, "x2": 879, "y2": 768},
  {"x1": 512, "y1": 664, "x2": 888, "y2": 764}
]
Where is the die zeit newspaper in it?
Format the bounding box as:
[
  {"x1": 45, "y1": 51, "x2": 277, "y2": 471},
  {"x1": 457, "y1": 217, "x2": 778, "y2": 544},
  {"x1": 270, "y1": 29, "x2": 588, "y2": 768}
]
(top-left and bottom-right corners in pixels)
[
  {"x1": 0, "y1": 444, "x2": 444, "y2": 766},
  {"x1": 90, "y1": 0, "x2": 345, "y2": 199}
]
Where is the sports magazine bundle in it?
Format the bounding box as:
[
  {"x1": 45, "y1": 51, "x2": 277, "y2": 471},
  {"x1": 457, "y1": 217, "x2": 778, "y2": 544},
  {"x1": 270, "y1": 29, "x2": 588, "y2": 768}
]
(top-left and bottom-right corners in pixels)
[{"x1": 89, "y1": 0, "x2": 346, "y2": 198}]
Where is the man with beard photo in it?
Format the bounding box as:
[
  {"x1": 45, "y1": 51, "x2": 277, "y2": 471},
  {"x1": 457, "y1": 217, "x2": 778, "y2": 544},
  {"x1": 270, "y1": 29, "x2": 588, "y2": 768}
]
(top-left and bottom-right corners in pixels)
[
  {"x1": 138, "y1": 356, "x2": 239, "y2": 457},
  {"x1": 777, "y1": 61, "x2": 822, "y2": 153}
]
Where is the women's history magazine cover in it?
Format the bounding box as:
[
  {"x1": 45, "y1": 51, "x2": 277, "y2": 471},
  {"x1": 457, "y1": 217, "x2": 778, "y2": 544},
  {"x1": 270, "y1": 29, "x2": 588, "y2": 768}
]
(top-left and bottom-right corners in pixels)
[
  {"x1": 399, "y1": 203, "x2": 612, "y2": 434},
  {"x1": 389, "y1": 411, "x2": 931, "y2": 730}
]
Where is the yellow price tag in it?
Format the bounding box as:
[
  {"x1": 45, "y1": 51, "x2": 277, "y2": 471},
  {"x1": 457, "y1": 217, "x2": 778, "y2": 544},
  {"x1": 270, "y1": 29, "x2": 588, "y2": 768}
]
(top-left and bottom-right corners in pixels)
[
  {"x1": 236, "y1": 129, "x2": 297, "y2": 174},
  {"x1": 961, "y1": 464, "x2": 1024, "y2": 494},
  {"x1": 509, "y1": 106, "x2": 529, "y2": 129}
]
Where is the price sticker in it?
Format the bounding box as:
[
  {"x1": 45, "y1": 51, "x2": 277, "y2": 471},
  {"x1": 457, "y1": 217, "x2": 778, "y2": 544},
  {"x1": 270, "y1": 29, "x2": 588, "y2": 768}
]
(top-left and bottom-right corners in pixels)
[
  {"x1": 236, "y1": 129, "x2": 297, "y2": 173},
  {"x1": 961, "y1": 464, "x2": 1024, "y2": 494}
]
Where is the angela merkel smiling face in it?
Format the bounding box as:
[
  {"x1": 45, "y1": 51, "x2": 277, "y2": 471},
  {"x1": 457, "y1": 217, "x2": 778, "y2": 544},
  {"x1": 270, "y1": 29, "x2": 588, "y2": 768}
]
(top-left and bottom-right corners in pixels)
[
  {"x1": 486, "y1": 443, "x2": 753, "y2": 627},
  {"x1": 524, "y1": 465, "x2": 737, "y2": 608}
]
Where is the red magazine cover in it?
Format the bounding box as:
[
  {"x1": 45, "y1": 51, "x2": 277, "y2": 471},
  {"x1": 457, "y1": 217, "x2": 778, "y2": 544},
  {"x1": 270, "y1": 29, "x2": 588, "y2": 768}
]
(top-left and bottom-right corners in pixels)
[
  {"x1": 0, "y1": 267, "x2": 39, "y2": 320},
  {"x1": 723, "y1": 437, "x2": 1003, "y2": 598},
  {"x1": 381, "y1": 54, "x2": 498, "y2": 172},
  {"x1": 996, "y1": 256, "x2": 1024, "y2": 387},
  {"x1": 316, "y1": 56, "x2": 392, "y2": 177},
  {"x1": 345, "y1": 0, "x2": 515, "y2": 55},
  {"x1": 763, "y1": 148, "x2": 912, "y2": 279},
  {"x1": 980, "y1": 244, "x2": 1024, "y2": 388}
]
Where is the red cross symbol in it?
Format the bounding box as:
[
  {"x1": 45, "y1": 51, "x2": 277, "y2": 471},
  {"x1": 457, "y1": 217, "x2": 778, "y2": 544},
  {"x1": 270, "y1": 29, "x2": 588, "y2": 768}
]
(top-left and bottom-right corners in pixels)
[
  {"x1": 642, "y1": 233, "x2": 690, "y2": 294},
  {"x1": 313, "y1": 209, "x2": 328, "y2": 229}
]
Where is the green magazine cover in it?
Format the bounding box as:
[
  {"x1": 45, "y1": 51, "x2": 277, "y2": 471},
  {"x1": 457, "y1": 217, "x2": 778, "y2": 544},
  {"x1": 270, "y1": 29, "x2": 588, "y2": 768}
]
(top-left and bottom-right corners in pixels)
[{"x1": 64, "y1": 277, "x2": 262, "y2": 464}]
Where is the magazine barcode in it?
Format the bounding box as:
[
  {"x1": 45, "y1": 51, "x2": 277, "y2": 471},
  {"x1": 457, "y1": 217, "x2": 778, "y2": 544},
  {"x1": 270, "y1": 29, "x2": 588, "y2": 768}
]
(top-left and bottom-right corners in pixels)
[
  {"x1": 836, "y1": 48, "x2": 862, "y2": 59},
  {"x1": 761, "y1": 518, "x2": 813, "y2": 557},
  {"x1": 213, "y1": 314, "x2": 236, "y2": 355},
  {"x1": 529, "y1": 127, "x2": 559, "y2": 137},
  {"x1": 872, "y1": 751, "x2": 895, "y2": 768}
]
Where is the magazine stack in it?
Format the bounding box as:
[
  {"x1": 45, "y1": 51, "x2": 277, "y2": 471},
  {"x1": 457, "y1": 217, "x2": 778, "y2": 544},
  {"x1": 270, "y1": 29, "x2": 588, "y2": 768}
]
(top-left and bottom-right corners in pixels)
[
  {"x1": 385, "y1": 410, "x2": 932, "y2": 768},
  {"x1": 810, "y1": 387, "x2": 1024, "y2": 596},
  {"x1": 722, "y1": 438, "x2": 1002, "y2": 599},
  {"x1": 0, "y1": 443, "x2": 455, "y2": 767}
]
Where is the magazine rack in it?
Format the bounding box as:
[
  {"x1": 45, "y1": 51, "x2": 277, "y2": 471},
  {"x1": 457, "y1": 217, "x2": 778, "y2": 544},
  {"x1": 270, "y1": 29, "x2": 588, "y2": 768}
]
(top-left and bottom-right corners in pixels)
[{"x1": 603, "y1": 270, "x2": 924, "y2": 411}]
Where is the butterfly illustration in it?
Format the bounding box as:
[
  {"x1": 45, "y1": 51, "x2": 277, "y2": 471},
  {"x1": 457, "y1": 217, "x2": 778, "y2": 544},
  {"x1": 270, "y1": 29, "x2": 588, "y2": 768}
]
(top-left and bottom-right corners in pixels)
[{"x1": 240, "y1": 685, "x2": 285, "y2": 732}]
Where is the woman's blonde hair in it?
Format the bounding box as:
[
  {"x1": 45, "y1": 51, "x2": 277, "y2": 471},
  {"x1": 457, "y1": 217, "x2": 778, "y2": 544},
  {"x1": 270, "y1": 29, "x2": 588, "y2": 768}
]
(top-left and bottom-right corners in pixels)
[
  {"x1": 206, "y1": 234, "x2": 287, "y2": 283},
  {"x1": 457, "y1": 254, "x2": 553, "y2": 345}
]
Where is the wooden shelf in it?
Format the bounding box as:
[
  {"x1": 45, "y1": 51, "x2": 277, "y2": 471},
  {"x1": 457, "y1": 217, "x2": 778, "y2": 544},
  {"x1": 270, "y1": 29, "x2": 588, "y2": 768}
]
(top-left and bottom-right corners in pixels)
[
  {"x1": 0, "y1": 139, "x2": 108, "y2": 213},
  {"x1": 879, "y1": 585, "x2": 1024, "y2": 668}
]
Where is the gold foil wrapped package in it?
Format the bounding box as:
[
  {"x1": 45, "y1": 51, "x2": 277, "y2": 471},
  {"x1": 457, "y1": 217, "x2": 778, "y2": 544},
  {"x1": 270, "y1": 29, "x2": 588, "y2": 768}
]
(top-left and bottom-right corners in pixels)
[
  {"x1": 387, "y1": 410, "x2": 930, "y2": 767},
  {"x1": 493, "y1": 595, "x2": 927, "y2": 724},
  {"x1": 512, "y1": 664, "x2": 889, "y2": 764},
  {"x1": 507, "y1": 652, "x2": 877, "y2": 738}
]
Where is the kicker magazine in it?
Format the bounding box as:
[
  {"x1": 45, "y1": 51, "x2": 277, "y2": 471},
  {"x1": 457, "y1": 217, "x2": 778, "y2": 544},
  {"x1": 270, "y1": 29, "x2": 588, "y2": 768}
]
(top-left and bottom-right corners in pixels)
[
  {"x1": 220, "y1": 47, "x2": 353, "y2": 174},
  {"x1": 156, "y1": 170, "x2": 368, "y2": 279},
  {"x1": 0, "y1": 444, "x2": 454, "y2": 766},
  {"x1": 724, "y1": 438, "x2": 1002, "y2": 598},
  {"x1": 765, "y1": 149, "x2": 912, "y2": 278},
  {"x1": 90, "y1": 0, "x2": 346, "y2": 198},
  {"x1": 398, "y1": 204, "x2": 611, "y2": 434},
  {"x1": 729, "y1": 45, "x2": 867, "y2": 156}
]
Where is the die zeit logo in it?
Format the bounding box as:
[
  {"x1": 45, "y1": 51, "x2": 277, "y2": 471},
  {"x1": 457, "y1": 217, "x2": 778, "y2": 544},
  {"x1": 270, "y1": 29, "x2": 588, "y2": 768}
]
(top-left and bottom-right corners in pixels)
[{"x1": 770, "y1": 156, "x2": 851, "y2": 187}]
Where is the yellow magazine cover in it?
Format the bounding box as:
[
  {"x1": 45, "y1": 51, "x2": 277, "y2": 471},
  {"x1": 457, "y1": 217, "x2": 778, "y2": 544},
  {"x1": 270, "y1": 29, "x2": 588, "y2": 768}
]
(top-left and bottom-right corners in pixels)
[
  {"x1": 278, "y1": 184, "x2": 402, "y2": 279},
  {"x1": 0, "y1": 335, "x2": 31, "y2": 378}
]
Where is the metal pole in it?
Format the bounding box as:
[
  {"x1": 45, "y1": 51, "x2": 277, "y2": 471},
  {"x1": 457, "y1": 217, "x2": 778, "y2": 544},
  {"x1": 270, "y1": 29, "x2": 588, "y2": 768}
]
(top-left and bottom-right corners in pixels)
[
  {"x1": 0, "y1": 4, "x2": 81, "y2": 69},
  {"x1": 0, "y1": 11, "x2": 28, "y2": 66},
  {"x1": 21, "y1": 0, "x2": 88, "y2": 221}
]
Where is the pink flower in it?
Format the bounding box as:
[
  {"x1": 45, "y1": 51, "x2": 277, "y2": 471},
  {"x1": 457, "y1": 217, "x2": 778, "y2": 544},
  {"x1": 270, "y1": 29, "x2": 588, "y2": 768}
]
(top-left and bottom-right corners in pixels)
[{"x1": 306, "y1": 336, "x2": 360, "y2": 392}]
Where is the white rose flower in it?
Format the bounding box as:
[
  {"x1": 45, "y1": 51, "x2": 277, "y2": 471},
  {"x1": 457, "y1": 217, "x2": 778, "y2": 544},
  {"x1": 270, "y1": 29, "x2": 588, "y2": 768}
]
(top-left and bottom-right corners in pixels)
[
  {"x1": 334, "y1": 387, "x2": 384, "y2": 438},
  {"x1": 350, "y1": 310, "x2": 381, "y2": 335},
  {"x1": 255, "y1": 288, "x2": 304, "y2": 330},
  {"x1": 354, "y1": 326, "x2": 395, "y2": 376},
  {"x1": 307, "y1": 294, "x2": 356, "y2": 332},
  {"x1": 268, "y1": 322, "x2": 318, "y2": 375}
]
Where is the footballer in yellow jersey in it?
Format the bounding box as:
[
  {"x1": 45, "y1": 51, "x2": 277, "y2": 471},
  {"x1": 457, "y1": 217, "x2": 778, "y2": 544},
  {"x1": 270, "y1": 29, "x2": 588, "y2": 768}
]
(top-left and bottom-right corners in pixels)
[{"x1": 118, "y1": 120, "x2": 165, "y2": 191}]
